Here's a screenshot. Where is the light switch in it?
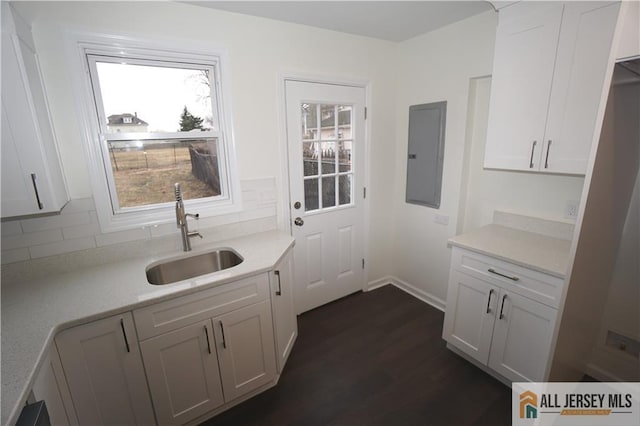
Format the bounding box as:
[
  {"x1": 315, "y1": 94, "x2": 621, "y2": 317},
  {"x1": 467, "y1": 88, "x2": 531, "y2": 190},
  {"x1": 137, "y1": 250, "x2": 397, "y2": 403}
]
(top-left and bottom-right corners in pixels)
[{"x1": 434, "y1": 214, "x2": 449, "y2": 225}]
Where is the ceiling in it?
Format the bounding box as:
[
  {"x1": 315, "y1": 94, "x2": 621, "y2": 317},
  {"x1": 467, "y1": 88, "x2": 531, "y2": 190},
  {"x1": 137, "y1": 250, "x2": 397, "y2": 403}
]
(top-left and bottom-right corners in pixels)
[{"x1": 183, "y1": 1, "x2": 495, "y2": 42}]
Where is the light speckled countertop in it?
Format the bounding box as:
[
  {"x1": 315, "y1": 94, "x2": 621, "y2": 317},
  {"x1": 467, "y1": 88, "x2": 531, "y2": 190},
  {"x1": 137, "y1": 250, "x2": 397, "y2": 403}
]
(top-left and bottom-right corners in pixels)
[
  {"x1": 1, "y1": 230, "x2": 294, "y2": 426},
  {"x1": 448, "y1": 224, "x2": 572, "y2": 278}
]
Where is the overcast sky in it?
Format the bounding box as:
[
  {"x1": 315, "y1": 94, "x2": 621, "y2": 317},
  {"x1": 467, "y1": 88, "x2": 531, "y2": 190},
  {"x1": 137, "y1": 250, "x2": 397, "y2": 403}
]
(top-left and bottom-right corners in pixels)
[{"x1": 96, "y1": 62, "x2": 212, "y2": 132}]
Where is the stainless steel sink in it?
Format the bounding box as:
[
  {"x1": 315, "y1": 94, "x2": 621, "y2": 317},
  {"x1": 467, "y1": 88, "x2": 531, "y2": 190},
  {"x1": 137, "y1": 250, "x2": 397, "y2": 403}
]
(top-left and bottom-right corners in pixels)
[{"x1": 146, "y1": 249, "x2": 243, "y2": 285}]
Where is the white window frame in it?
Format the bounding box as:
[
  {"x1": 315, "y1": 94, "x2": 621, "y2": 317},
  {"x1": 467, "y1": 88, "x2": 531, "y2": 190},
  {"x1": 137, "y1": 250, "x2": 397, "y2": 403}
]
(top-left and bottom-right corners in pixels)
[{"x1": 67, "y1": 32, "x2": 241, "y2": 232}]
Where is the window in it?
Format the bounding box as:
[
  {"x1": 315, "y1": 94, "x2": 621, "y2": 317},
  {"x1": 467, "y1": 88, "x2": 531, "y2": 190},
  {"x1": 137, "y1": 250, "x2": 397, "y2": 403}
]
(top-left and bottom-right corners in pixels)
[{"x1": 72, "y1": 36, "x2": 240, "y2": 232}]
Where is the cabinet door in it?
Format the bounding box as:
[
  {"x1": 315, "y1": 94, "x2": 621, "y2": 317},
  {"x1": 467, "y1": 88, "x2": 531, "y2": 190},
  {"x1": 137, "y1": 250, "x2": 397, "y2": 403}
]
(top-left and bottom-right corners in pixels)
[
  {"x1": 31, "y1": 346, "x2": 78, "y2": 426},
  {"x1": 484, "y1": 3, "x2": 563, "y2": 171},
  {"x1": 140, "y1": 319, "x2": 224, "y2": 425},
  {"x1": 488, "y1": 290, "x2": 558, "y2": 382},
  {"x1": 55, "y1": 313, "x2": 155, "y2": 425},
  {"x1": 214, "y1": 300, "x2": 277, "y2": 401},
  {"x1": 443, "y1": 271, "x2": 498, "y2": 365},
  {"x1": 0, "y1": 4, "x2": 67, "y2": 217},
  {"x1": 270, "y1": 250, "x2": 298, "y2": 373},
  {"x1": 542, "y1": 2, "x2": 621, "y2": 174}
]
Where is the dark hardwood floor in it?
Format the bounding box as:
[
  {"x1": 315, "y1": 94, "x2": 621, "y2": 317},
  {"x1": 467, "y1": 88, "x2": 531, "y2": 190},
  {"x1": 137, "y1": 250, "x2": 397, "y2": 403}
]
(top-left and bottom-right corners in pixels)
[{"x1": 201, "y1": 284, "x2": 511, "y2": 426}]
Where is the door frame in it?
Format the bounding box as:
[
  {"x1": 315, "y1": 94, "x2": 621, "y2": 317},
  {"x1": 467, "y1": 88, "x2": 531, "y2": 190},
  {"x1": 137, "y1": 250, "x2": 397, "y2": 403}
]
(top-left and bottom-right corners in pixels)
[{"x1": 277, "y1": 72, "x2": 372, "y2": 293}]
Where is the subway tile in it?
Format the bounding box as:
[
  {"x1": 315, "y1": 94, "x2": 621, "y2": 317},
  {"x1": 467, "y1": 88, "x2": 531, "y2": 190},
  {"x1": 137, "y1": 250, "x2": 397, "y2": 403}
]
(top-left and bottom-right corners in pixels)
[
  {"x1": 21, "y1": 212, "x2": 91, "y2": 233},
  {"x1": 95, "y1": 227, "x2": 151, "y2": 247},
  {"x1": 60, "y1": 198, "x2": 95, "y2": 214},
  {"x1": 1, "y1": 248, "x2": 30, "y2": 264},
  {"x1": 1, "y1": 221, "x2": 23, "y2": 237},
  {"x1": 2, "y1": 229, "x2": 63, "y2": 250},
  {"x1": 62, "y1": 220, "x2": 101, "y2": 240},
  {"x1": 150, "y1": 223, "x2": 180, "y2": 238},
  {"x1": 238, "y1": 205, "x2": 277, "y2": 222},
  {"x1": 197, "y1": 213, "x2": 240, "y2": 229},
  {"x1": 29, "y1": 237, "x2": 96, "y2": 259}
]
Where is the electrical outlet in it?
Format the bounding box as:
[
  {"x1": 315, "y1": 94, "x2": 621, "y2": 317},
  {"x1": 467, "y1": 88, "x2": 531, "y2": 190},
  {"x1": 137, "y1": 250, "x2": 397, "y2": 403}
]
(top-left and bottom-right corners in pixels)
[
  {"x1": 434, "y1": 214, "x2": 449, "y2": 225},
  {"x1": 565, "y1": 201, "x2": 579, "y2": 219}
]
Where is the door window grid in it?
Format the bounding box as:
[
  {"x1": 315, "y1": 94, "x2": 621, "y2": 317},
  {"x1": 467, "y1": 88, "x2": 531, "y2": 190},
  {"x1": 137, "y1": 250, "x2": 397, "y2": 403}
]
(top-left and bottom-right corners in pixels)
[{"x1": 301, "y1": 103, "x2": 353, "y2": 212}]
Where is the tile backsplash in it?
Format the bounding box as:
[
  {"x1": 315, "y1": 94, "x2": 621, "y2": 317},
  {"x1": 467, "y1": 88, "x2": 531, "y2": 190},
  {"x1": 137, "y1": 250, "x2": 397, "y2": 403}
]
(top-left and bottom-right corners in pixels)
[{"x1": 1, "y1": 177, "x2": 278, "y2": 265}]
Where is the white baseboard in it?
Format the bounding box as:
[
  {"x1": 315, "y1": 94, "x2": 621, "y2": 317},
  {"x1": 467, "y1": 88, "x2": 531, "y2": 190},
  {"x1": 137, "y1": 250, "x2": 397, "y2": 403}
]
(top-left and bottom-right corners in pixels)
[
  {"x1": 585, "y1": 363, "x2": 629, "y2": 382},
  {"x1": 366, "y1": 275, "x2": 446, "y2": 312}
]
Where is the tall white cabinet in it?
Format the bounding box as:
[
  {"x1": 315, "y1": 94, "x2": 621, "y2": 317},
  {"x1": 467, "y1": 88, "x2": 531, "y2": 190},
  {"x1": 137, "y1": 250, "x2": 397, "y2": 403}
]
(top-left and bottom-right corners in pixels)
[
  {"x1": 484, "y1": 1, "x2": 621, "y2": 175},
  {"x1": 1, "y1": 3, "x2": 67, "y2": 217}
]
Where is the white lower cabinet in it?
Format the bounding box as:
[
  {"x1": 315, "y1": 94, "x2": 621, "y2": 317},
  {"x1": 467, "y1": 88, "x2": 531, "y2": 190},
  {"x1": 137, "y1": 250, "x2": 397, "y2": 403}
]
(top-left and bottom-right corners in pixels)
[
  {"x1": 214, "y1": 300, "x2": 277, "y2": 401},
  {"x1": 55, "y1": 313, "x2": 156, "y2": 425},
  {"x1": 270, "y1": 250, "x2": 298, "y2": 373},
  {"x1": 136, "y1": 274, "x2": 278, "y2": 425},
  {"x1": 487, "y1": 290, "x2": 558, "y2": 382},
  {"x1": 443, "y1": 247, "x2": 560, "y2": 383},
  {"x1": 140, "y1": 320, "x2": 224, "y2": 425},
  {"x1": 53, "y1": 256, "x2": 296, "y2": 426},
  {"x1": 31, "y1": 346, "x2": 78, "y2": 425}
]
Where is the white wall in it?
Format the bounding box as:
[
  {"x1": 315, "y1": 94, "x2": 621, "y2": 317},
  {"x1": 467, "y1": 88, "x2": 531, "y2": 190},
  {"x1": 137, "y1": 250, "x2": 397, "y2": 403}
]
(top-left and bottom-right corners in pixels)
[
  {"x1": 458, "y1": 76, "x2": 584, "y2": 234},
  {"x1": 390, "y1": 11, "x2": 497, "y2": 305},
  {"x1": 9, "y1": 1, "x2": 397, "y2": 281},
  {"x1": 588, "y1": 167, "x2": 640, "y2": 381},
  {"x1": 550, "y1": 65, "x2": 640, "y2": 381}
]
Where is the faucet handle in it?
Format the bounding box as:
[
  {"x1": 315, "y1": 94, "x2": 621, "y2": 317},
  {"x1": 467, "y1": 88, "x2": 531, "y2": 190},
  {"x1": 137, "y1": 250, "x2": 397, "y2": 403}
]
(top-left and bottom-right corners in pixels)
[{"x1": 188, "y1": 231, "x2": 203, "y2": 239}]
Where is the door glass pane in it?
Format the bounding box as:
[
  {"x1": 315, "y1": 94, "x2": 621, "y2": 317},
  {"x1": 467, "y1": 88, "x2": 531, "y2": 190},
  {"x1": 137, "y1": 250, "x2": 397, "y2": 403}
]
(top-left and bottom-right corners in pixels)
[
  {"x1": 321, "y1": 142, "x2": 335, "y2": 174},
  {"x1": 301, "y1": 103, "x2": 318, "y2": 140},
  {"x1": 320, "y1": 105, "x2": 336, "y2": 140},
  {"x1": 339, "y1": 174, "x2": 351, "y2": 205},
  {"x1": 303, "y1": 142, "x2": 318, "y2": 176},
  {"x1": 304, "y1": 178, "x2": 319, "y2": 211},
  {"x1": 338, "y1": 140, "x2": 352, "y2": 172},
  {"x1": 337, "y1": 105, "x2": 352, "y2": 139},
  {"x1": 322, "y1": 176, "x2": 336, "y2": 208}
]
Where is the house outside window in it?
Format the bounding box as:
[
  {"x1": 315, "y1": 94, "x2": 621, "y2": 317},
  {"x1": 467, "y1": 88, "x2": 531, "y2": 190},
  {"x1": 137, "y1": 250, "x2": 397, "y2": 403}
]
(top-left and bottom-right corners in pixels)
[{"x1": 70, "y1": 34, "x2": 240, "y2": 232}]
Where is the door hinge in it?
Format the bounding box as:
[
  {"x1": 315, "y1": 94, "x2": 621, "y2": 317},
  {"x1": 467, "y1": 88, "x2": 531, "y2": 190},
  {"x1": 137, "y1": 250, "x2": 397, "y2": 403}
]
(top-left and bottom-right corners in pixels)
[
  {"x1": 364, "y1": 107, "x2": 367, "y2": 120},
  {"x1": 363, "y1": 187, "x2": 367, "y2": 199},
  {"x1": 362, "y1": 259, "x2": 365, "y2": 269}
]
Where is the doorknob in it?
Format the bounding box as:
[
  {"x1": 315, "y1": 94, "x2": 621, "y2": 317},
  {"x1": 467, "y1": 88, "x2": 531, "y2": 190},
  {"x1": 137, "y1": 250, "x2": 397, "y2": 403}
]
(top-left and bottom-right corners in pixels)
[{"x1": 294, "y1": 217, "x2": 304, "y2": 227}]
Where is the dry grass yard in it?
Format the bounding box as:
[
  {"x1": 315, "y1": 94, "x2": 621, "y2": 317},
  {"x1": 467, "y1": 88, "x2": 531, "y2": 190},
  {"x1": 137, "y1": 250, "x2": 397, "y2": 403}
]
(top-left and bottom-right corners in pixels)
[{"x1": 110, "y1": 144, "x2": 218, "y2": 207}]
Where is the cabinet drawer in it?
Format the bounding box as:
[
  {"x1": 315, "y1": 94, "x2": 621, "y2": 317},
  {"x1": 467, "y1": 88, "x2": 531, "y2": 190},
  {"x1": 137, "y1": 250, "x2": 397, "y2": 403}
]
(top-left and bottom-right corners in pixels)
[
  {"x1": 451, "y1": 248, "x2": 563, "y2": 308},
  {"x1": 134, "y1": 273, "x2": 269, "y2": 340}
]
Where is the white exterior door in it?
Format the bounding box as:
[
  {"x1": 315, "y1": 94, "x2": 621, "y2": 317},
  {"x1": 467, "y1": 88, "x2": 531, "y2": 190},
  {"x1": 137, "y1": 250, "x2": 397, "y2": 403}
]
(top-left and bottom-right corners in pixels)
[{"x1": 285, "y1": 80, "x2": 366, "y2": 313}]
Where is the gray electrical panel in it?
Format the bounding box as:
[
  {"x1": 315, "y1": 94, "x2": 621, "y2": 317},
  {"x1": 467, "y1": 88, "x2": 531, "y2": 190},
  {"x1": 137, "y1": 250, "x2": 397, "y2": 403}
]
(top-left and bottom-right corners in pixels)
[{"x1": 406, "y1": 101, "x2": 446, "y2": 208}]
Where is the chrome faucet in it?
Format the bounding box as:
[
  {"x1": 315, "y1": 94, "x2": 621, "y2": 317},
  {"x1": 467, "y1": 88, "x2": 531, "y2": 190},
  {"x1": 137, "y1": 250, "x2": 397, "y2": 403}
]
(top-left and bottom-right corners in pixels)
[{"x1": 175, "y1": 183, "x2": 202, "y2": 251}]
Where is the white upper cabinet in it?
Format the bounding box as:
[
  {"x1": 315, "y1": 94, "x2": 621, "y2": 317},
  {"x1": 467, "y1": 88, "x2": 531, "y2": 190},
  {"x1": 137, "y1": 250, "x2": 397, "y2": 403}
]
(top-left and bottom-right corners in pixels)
[
  {"x1": 484, "y1": 1, "x2": 622, "y2": 175},
  {"x1": 1, "y1": 3, "x2": 67, "y2": 218}
]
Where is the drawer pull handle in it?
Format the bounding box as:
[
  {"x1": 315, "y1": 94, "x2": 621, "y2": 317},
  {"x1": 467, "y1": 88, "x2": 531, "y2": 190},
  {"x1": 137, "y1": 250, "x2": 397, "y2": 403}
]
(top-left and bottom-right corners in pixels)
[
  {"x1": 120, "y1": 318, "x2": 130, "y2": 353},
  {"x1": 274, "y1": 270, "x2": 282, "y2": 296},
  {"x1": 30, "y1": 173, "x2": 44, "y2": 210},
  {"x1": 545, "y1": 140, "x2": 552, "y2": 169},
  {"x1": 486, "y1": 289, "x2": 494, "y2": 314},
  {"x1": 488, "y1": 268, "x2": 519, "y2": 281},
  {"x1": 219, "y1": 321, "x2": 227, "y2": 349},
  {"x1": 204, "y1": 325, "x2": 212, "y2": 354},
  {"x1": 529, "y1": 140, "x2": 537, "y2": 168},
  {"x1": 499, "y1": 295, "x2": 508, "y2": 320}
]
